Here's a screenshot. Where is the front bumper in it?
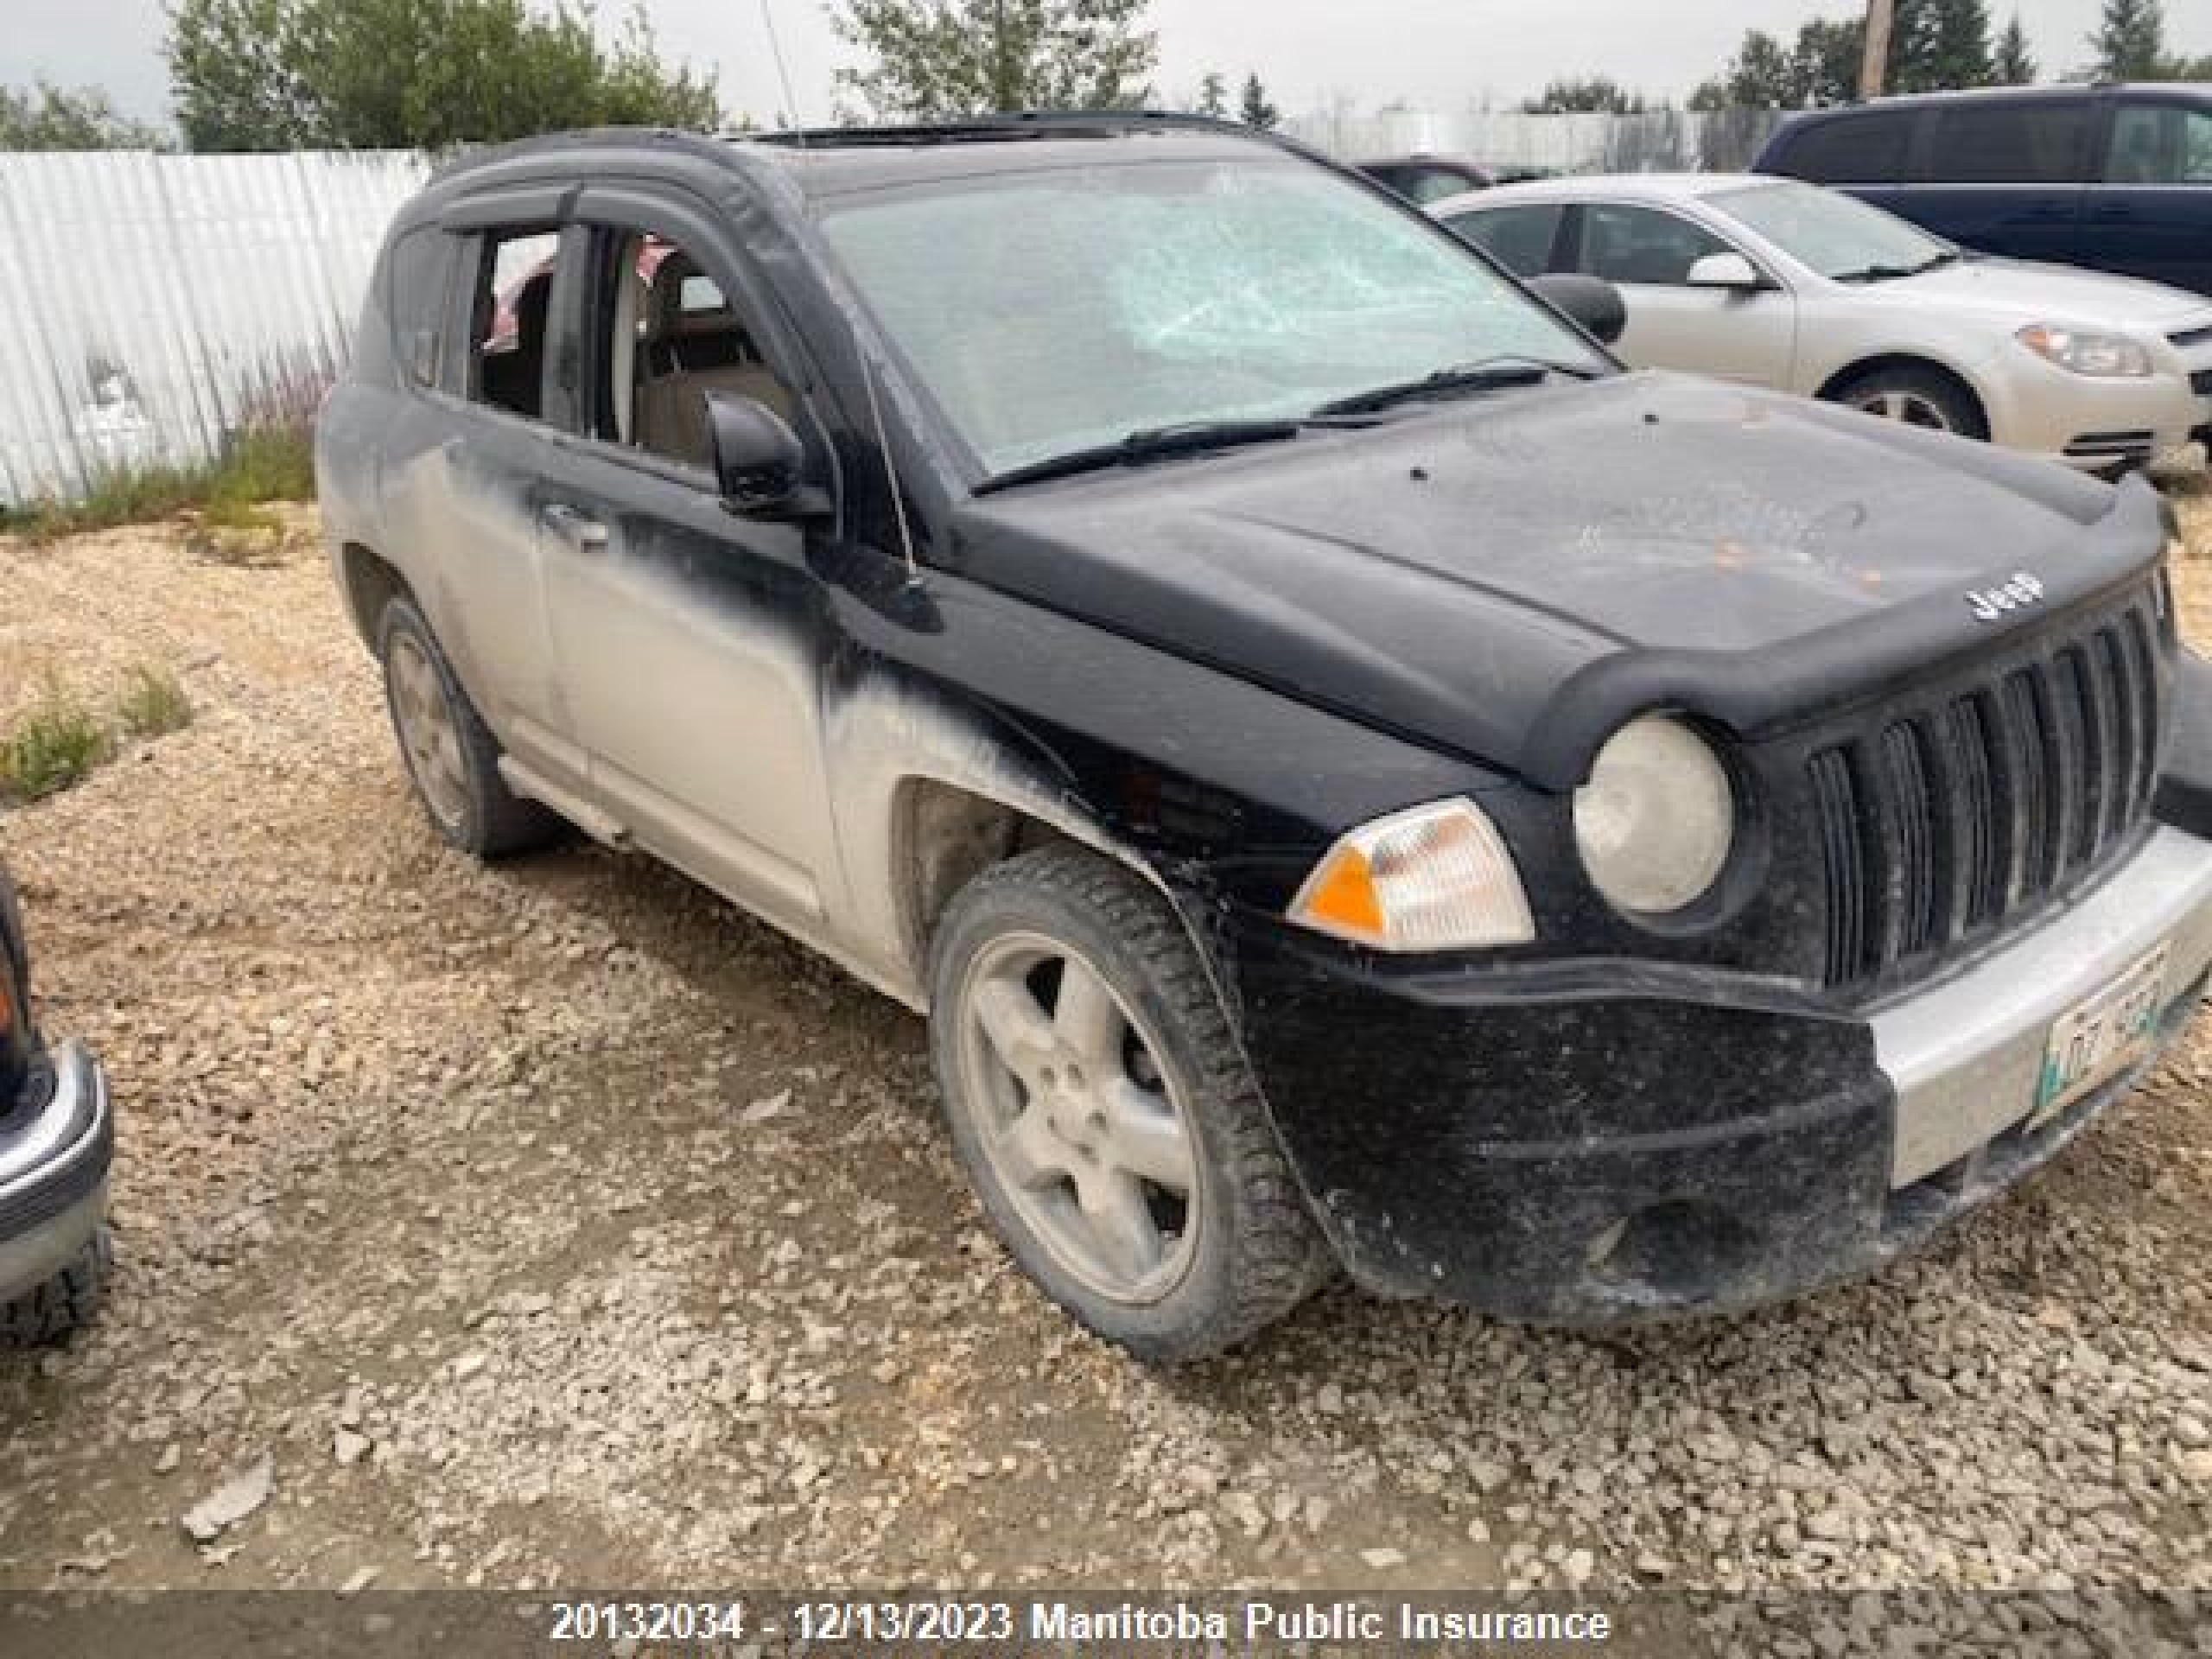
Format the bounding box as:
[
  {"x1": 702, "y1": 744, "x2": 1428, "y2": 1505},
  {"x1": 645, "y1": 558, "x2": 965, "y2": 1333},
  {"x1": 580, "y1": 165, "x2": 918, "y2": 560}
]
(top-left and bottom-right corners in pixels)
[
  {"x1": 0, "y1": 1042, "x2": 111, "y2": 1304},
  {"x1": 1229, "y1": 825, "x2": 2212, "y2": 1325},
  {"x1": 1983, "y1": 358, "x2": 2209, "y2": 471}
]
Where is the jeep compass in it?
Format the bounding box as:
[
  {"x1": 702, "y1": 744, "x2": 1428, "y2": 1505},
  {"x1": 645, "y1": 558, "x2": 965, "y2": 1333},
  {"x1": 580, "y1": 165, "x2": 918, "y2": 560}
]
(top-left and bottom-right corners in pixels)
[{"x1": 319, "y1": 113, "x2": 2212, "y2": 1361}]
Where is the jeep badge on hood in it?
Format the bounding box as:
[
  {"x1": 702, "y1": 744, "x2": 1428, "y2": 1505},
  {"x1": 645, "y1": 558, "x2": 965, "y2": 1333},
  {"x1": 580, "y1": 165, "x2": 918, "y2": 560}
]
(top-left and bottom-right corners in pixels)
[{"x1": 1967, "y1": 571, "x2": 2047, "y2": 622}]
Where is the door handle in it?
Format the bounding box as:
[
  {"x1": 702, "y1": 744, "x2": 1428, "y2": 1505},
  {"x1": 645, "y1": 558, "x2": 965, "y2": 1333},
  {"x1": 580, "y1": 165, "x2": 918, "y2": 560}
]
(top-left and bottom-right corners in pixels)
[
  {"x1": 2091, "y1": 203, "x2": 2135, "y2": 222},
  {"x1": 540, "y1": 503, "x2": 608, "y2": 551}
]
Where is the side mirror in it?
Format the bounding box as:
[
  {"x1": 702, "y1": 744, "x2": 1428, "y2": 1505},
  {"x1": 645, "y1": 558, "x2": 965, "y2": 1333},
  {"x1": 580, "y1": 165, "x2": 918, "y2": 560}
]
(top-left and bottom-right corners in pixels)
[
  {"x1": 1687, "y1": 251, "x2": 1764, "y2": 291},
  {"x1": 1527, "y1": 272, "x2": 1627, "y2": 346},
  {"x1": 703, "y1": 391, "x2": 823, "y2": 518}
]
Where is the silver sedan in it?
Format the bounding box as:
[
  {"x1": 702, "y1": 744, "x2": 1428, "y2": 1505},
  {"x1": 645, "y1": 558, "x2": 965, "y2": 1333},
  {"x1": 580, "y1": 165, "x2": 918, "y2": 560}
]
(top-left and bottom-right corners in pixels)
[{"x1": 1433, "y1": 173, "x2": 2212, "y2": 473}]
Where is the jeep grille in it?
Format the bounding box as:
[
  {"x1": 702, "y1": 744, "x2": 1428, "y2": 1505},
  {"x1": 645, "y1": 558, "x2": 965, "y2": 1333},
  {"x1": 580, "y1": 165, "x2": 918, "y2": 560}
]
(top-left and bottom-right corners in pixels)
[{"x1": 1808, "y1": 582, "x2": 2166, "y2": 989}]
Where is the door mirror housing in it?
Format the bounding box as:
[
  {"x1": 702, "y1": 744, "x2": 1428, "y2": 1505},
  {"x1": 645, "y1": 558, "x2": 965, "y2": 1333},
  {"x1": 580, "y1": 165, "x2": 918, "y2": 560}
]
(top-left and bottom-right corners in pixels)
[
  {"x1": 1687, "y1": 251, "x2": 1764, "y2": 290},
  {"x1": 1526, "y1": 272, "x2": 1627, "y2": 346},
  {"x1": 703, "y1": 391, "x2": 827, "y2": 519}
]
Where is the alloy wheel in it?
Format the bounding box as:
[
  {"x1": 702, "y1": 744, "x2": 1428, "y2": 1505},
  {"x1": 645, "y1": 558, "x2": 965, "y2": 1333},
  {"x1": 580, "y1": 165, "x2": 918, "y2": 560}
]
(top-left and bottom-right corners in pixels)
[
  {"x1": 1851, "y1": 388, "x2": 1955, "y2": 430},
  {"x1": 389, "y1": 633, "x2": 470, "y2": 831},
  {"x1": 955, "y1": 931, "x2": 1201, "y2": 1305}
]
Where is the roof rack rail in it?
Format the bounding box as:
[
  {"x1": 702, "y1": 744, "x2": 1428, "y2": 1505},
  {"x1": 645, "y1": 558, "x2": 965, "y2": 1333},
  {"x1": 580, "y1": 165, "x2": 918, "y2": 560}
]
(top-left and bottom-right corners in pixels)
[{"x1": 751, "y1": 108, "x2": 1286, "y2": 149}]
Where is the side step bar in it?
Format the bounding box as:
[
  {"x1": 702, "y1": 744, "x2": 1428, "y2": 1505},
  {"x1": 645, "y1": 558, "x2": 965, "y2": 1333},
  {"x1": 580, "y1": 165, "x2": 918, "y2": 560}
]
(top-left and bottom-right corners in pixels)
[{"x1": 496, "y1": 756, "x2": 631, "y2": 849}]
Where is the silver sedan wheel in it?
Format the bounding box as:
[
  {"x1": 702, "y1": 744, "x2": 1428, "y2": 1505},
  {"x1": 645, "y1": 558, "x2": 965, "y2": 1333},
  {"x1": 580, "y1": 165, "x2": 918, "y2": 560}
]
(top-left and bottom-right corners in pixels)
[
  {"x1": 389, "y1": 633, "x2": 469, "y2": 831},
  {"x1": 1850, "y1": 387, "x2": 1955, "y2": 430},
  {"x1": 954, "y1": 931, "x2": 1201, "y2": 1306}
]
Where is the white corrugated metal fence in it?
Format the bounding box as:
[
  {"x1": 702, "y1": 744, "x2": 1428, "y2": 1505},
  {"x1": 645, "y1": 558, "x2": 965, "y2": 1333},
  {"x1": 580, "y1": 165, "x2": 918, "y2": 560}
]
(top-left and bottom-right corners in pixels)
[
  {"x1": 1288, "y1": 109, "x2": 1783, "y2": 176},
  {"x1": 0, "y1": 150, "x2": 428, "y2": 506}
]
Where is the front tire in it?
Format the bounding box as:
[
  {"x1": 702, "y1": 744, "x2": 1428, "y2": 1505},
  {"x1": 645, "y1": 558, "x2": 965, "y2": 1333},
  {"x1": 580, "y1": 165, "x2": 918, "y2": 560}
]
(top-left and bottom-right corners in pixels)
[
  {"x1": 377, "y1": 597, "x2": 561, "y2": 858},
  {"x1": 928, "y1": 846, "x2": 1329, "y2": 1363},
  {"x1": 1827, "y1": 365, "x2": 1987, "y2": 441}
]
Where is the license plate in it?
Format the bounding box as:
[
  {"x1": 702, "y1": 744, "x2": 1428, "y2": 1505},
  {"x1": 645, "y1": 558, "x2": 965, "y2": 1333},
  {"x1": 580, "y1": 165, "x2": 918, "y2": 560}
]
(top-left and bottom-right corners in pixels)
[{"x1": 2030, "y1": 946, "x2": 2170, "y2": 1128}]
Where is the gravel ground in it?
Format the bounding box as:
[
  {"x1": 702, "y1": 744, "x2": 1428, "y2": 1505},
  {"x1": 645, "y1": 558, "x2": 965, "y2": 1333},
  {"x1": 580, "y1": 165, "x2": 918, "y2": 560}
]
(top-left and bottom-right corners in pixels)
[{"x1": 0, "y1": 478, "x2": 2209, "y2": 1652}]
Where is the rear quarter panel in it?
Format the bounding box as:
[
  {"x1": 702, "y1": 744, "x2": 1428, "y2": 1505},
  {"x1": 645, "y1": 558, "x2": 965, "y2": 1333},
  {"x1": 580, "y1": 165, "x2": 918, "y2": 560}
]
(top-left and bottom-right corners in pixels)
[
  {"x1": 315, "y1": 383, "x2": 389, "y2": 632},
  {"x1": 317, "y1": 230, "x2": 407, "y2": 636}
]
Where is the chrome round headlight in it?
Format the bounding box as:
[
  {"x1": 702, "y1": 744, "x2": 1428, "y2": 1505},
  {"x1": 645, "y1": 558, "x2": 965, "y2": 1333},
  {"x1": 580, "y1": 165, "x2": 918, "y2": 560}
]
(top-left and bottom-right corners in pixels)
[{"x1": 1573, "y1": 715, "x2": 1735, "y2": 917}]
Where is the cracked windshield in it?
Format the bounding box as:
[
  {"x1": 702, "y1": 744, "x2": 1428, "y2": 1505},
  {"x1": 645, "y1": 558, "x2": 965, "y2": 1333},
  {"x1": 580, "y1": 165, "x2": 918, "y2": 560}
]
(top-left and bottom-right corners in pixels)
[{"x1": 817, "y1": 155, "x2": 1606, "y2": 476}]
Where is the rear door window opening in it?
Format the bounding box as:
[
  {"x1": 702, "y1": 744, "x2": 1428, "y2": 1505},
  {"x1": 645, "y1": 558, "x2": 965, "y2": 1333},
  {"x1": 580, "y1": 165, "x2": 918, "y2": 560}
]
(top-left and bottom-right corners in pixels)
[{"x1": 470, "y1": 230, "x2": 562, "y2": 422}]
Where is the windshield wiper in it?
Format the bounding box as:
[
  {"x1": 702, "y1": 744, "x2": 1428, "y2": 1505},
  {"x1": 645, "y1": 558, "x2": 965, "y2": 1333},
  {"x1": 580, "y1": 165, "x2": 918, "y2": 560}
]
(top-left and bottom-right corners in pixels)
[
  {"x1": 973, "y1": 418, "x2": 1305, "y2": 494},
  {"x1": 1310, "y1": 355, "x2": 1599, "y2": 418},
  {"x1": 1835, "y1": 251, "x2": 1961, "y2": 283}
]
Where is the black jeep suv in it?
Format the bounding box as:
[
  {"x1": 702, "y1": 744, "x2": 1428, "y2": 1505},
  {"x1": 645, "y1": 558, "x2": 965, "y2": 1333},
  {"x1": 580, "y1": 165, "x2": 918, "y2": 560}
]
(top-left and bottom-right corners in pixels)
[
  {"x1": 0, "y1": 866, "x2": 111, "y2": 1344},
  {"x1": 320, "y1": 111, "x2": 2212, "y2": 1361}
]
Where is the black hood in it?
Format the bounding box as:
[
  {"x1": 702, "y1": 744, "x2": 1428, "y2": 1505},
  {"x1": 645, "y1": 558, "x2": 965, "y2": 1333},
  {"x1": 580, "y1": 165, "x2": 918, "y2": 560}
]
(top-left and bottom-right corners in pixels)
[{"x1": 950, "y1": 373, "x2": 2164, "y2": 788}]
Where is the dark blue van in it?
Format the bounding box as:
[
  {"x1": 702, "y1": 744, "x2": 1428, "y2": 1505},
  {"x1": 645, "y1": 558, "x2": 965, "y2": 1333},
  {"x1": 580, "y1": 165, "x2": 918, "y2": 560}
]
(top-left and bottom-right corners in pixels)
[{"x1": 1755, "y1": 85, "x2": 2212, "y2": 296}]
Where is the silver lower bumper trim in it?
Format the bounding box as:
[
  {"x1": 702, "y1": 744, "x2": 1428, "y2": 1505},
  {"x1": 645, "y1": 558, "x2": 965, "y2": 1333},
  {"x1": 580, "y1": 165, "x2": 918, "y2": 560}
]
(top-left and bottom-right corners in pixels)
[
  {"x1": 1876, "y1": 826, "x2": 2212, "y2": 1189},
  {"x1": 0, "y1": 1040, "x2": 106, "y2": 1196}
]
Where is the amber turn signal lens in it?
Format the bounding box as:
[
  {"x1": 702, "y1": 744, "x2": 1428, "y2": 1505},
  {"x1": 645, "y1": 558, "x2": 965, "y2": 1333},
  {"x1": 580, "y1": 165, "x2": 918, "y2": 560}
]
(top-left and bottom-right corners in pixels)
[
  {"x1": 1288, "y1": 798, "x2": 1535, "y2": 952},
  {"x1": 1297, "y1": 844, "x2": 1386, "y2": 938}
]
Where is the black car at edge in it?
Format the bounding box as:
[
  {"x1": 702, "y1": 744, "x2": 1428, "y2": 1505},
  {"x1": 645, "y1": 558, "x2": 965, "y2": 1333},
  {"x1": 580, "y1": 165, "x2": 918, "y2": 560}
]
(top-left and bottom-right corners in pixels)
[
  {"x1": 319, "y1": 111, "x2": 2212, "y2": 1361},
  {"x1": 0, "y1": 865, "x2": 113, "y2": 1344},
  {"x1": 1357, "y1": 154, "x2": 1496, "y2": 205}
]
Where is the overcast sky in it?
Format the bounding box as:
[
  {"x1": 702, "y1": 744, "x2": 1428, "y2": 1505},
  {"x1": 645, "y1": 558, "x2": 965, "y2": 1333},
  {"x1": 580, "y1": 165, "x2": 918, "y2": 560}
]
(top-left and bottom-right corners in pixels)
[{"x1": 5, "y1": 1, "x2": 2207, "y2": 130}]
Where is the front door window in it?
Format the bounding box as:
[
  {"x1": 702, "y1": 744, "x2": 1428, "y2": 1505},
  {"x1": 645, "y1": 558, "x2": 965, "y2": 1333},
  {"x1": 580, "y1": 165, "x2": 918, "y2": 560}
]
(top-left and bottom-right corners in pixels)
[{"x1": 589, "y1": 232, "x2": 795, "y2": 472}]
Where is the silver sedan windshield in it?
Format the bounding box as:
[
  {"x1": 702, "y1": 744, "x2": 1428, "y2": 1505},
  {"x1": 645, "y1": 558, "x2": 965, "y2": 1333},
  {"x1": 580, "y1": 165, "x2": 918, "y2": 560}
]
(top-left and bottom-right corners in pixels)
[
  {"x1": 1707, "y1": 180, "x2": 1957, "y2": 282},
  {"x1": 816, "y1": 157, "x2": 1608, "y2": 477}
]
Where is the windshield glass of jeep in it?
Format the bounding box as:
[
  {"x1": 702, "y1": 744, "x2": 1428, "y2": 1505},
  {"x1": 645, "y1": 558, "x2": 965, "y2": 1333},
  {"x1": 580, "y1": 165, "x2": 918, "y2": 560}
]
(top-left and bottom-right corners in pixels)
[{"x1": 814, "y1": 156, "x2": 1610, "y2": 479}]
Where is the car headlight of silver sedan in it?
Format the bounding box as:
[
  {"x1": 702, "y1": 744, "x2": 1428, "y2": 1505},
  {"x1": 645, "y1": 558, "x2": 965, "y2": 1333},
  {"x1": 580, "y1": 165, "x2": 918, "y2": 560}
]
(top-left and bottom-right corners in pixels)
[
  {"x1": 2016, "y1": 323, "x2": 2153, "y2": 378},
  {"x1": 1573, "y1": 715, "x2": 1736, "y2": 917}
]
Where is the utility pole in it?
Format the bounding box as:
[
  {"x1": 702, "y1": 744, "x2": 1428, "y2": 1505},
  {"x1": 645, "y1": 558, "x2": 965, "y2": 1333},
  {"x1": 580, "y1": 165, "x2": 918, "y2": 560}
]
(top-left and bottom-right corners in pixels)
[
  {"x1": 994, "y1": 0, "x2": 1014, "y2": 111},
  {"x1": 1859, "y1": 0, "x2": 1895, "y2": 99}
]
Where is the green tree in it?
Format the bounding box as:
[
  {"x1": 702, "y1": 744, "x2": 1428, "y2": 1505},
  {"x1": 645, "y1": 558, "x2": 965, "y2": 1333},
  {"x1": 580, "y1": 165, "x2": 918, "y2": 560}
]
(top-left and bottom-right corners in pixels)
[
  {"x1": 0, "y1": 83, "x2": 166, "y2": 149},
  {"x1": 594, "y1": 11, "x2": 724, "y2": 126},
  {"x1": 164, "y1": 0, "x2": 317, "y2": 150},
  {"x1": 1239, "y1": 72, "x2": 1280, "y2": 130},
  {"x1": 1193, "y1": 69, "x2": 1228, "y2": 118},
  {"x1": 1520, "y1": 77, "x2": 1645, "y2": 114},
  {"x1": 1993, "y1": 13, "x2": 2037, "y2": 82},
  {"x1": 1891, "y1": 0, "x2": 1994, "y2": 92},
  {"x1": 1695, "y1": 22, "x2": 1861, "y2": 110},
  {"x1": 829, "y1": 0, "x2": 1156, "y2": 120},
  {"x1": 165, "y1": 0, "x2": 721, "y2": 152},
  {"x1": 2088, "y1": 0, "x2": 2168, "y2": 79},
  {"x1": 1722, "y1": 29, "x2": 1800, "y2": 107},
  {"x1": 1795, "y1": 17, "x2": 1868, "y2": 104},
  {"x1": 1698, "y1": 3, "x2": 2010, "y2": 109}
]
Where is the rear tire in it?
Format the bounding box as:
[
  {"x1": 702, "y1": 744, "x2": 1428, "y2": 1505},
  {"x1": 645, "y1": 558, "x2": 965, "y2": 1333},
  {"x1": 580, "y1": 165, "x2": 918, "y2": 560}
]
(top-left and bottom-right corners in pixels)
[
  {"x1": 377, "y1": 597, "x2": 562, "y2": 858},
  {"x1": 1827, "y1": 365, "x2": 1987, "y2": 442},
  {"x1": 0, "y1": 1230, "x2": 110, "y2": 1346},
  {"x1": 928, "y1": 846, "x2": 1330, "y2": 1363}
]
